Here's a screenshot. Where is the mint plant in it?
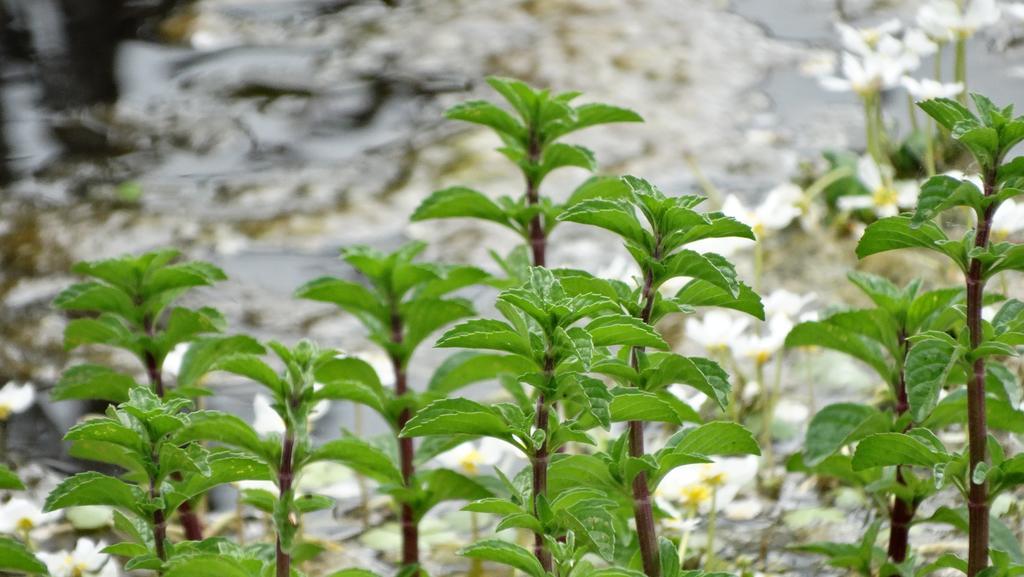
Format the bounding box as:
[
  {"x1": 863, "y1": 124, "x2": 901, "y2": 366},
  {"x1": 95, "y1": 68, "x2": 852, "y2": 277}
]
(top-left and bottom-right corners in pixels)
[
  {"x1": 52, "y1": 249, "x2": 259, "y2": 541},
  {"x1": 402, "y1": 266, "x2": 667, "y2": 571},
  {"x1": 853, "y1": 93, "x2": 1024, "y2": 576},
  {"x1": 557, "y1": 175, "x2": 763, "y2": 575},
  {"x1": 0, "y1": 465, "x2": 48, "y2": 576},
  {"x1": 42, "y1": 386, "x2": 267, "y2": 573},
  {"x1": 295, "y1": 242, "x2": 495, "y2": 573},
  {"x1": 786, "y1": 272, "x2": 967, "y2": 573},
  {"x1": 412, "y1": 77, "x2": 642, "y2": 269}
]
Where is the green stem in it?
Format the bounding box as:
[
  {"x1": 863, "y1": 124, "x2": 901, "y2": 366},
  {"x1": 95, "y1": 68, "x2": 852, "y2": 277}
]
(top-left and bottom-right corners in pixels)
[
  {"x1": 955, "y1": 38, "x2": 968, "y2": 105},
  {"x1": 907, "y1": 93, "x2": 920, "y2": 133},
  {"x1": 925, "y1": 118, "x2": 937, "y2": 176},
  {"x1": 706, "y1": 488, "x2": 718, "y2": 568},
  {"x1": 678, "y1": 509, "x2": 696, "y2": 566}
]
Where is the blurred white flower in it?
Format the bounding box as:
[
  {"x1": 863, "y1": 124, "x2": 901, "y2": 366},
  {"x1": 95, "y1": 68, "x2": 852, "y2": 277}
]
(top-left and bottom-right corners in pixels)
[
  {"x1": 993, "y1": 199, "x2": 1024, "y2": 240},
  {"x1": 163, "y1": 343, "x2": 190, "y2": 377},
  {"x1": 0, "y1": 382, "x2": 35, "y2": 420},
  {"x1": 656, "y1": 456, "x2": 760, "y2": 516},
  {"x1": 66, "y1": 506, "x2": 114, "y2": 531},
  {"x1": 436, "y1": 438, "x2": 515, "y2": 476},
  {"x1": 235, "y1": 479, "x2": 279, "y2": 496},
  {"x1": 734, "y1": 315, "x2": 794, "y2": 365},
  {"x1": 820, "y1": 37, "x2": 913, "y2": 95},
  {"x1": 902, "y1": 29, "x2": 940, "y2": 57},
  {"x1": 721, "y1": 186, "x2": 801, "y2": 238},
  {"x1": 838, "y1": 157, "x2": 919, "y2": 217},
  {"x1": 686, "y1": 311, "x2": 750, "y2": 354},
  {"x1": 0, "y1": 497, "x2": 60, "y2": 534},
  {"x1": 762, "y1": 289, "x2": 816, "y2": 322},
  {"x1": 918, "y1": 0, "x2": 1001, "y2": 40},
  {"x1": 901, "y1": 77, "x2": 965, "y2": 100},
  {"x1": 836, "y1": 19, "x2": 902, "y2": 55},
  {"x1": 37, "y1": 538, "x2": 118, "y2": 577},
  {"x1": 353, "y1": 349, "x2": 395, "y2": 387},
  {"x1": 297, "y1": 461, "x2": 365, "y2": 500},
  {"x1": 1005, "y1": 3, "x2": 1024, "y2": 20}
]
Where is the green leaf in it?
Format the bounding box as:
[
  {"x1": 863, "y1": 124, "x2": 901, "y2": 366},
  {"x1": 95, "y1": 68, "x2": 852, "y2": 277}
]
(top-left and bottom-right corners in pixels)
[
  {"x1": 855, "y1": 216, "x2": 965, "y2": 271},
  {"x1": 401, "y1": 398, "x2": 514, "y2": 442},
  {"x1": 142, "y1": 261, "x2": 227, "y2": 300},
  {"x1": 851, "y1": 432, "x2": 950, "y2": 470},
  {"x1": 65, "y1": 418, "x2": 145, "y2": 454},
  {"x1": 803, "y1": 403, "x2": 888, "y2": 466},
  {"x1": 176, "y1": 335, "x2": 265, "y2": 388},
  {"x1": 294, "y1": 277, "x2": 388, "y2": 326},
  {"x1": 585, "y1": 314, "x2": 668, "y2": 349},
  {"x1": 905, "y1": 336, "x2": 960, "y2": 422},
  {"x1": 918, "y1": 98, "x2": 976, "y2": 131},
  {"x1": 52, "y1": 364, "x2": 137, "y2": 403},
  {"x1": 655, "y1": 250, "x2": 738, "y2": 296},
  {"x1": 643, "y1": 354, "x2": 731, "y2": 410},
  {"x1": 436, "y1": 319, "x2": 534, "y2": 358},
  {"x1": 0, "y1": 537, "x2": 47, "y2": 575},
  {"x1": 307, "y1": 437, "x2": 403, "y2": 485},
  {"x1": 460, "y1": 539, "x2": 547, "y2": 577},
  {"x1": 174, "y1": 411, "x2": 269, "y2": 458},
  {"x1": 670, "y1": 421, "x2": 760, "y2": 457},
  {"x1": 0, "y1": 465, "x2": 24, "y2": 490},
  {"x1": 427, "y1": 352, "x2": 534, "y2": 395},
  {"x1": 164, "y1": 555, "x2": 253, "y2": 577},
  {"x1": 912, "y1": 175, "x2": 984, "y2": 226},
  {"x1": 785, "y1": 317, "x2": 893, "y2": 382},
  {"x1": 558, "y1": 198, "x2": 651, "y2": 247},
  {"x1": 673, "y1": 279, "x2": 765, "y2": 320},
  {"x1": 411, "y1": 187, "x2": 514, "y2": 229},
  {"x1": 446, "y1": 100, "x2": 525, "y2": 138},
  {"x1": 546, "y1": 103, "x2": 643, "y2": 140},
  {"x1": 401, "y1": 297, "x2": 476, "y2": 352},
  {"x1": 485, "y1": 77, "x2": 538, "y2": 123},
  {"x1": 609, "y1": 388, "x2": 696, "y2": 424},
  {"x1": 44, "y1": 471, "x2": 147, "y2": 516},
  {"x1": 63, "y1": 314, "x2": 138, "y2": 353},
  {"x1": 167, "y1": 451, "x2": 271, "y2": 511},
  {"x1": 53, "y1": 281, "x2": 137, "y2": 322},
  {"x1": 210, "y1": 354, "x2": 284, "y2": 395},
  {"x1": 313, "y1": 357, "x2": 387, "y2": 414},
  {"x1": 538, "y1": 143, "x2": 596, "y2": 179},
  {"x1": 957, "y1": 125, "x2": 999, "y2": 170}
]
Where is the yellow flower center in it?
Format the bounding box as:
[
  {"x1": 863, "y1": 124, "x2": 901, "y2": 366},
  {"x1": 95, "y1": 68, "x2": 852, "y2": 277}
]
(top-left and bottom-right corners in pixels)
[
  {"x1": 679, "y1": 484, "x2": 711, "y2": 509},
  {"x1": 752, "y1": 222, "x2": 765, "y2": 238},
  {"x1": 16, "y1": 517, "x2": 33, "y2": 531},
  {"x1": 872, "y1": 186, "x2": 898, "y2": 208},
  {"x1": 459, "y1": 449, "x2": 483, "y2": 475},
  {"x1": 701, "y1": 471, "x2": 727, "y2": 487},
  {"x1": 0, "y1": 404, "x2": 11, "y2": 420},
  {"x1": 754, "y1": 350, "x2": 772, "y2": 365}
]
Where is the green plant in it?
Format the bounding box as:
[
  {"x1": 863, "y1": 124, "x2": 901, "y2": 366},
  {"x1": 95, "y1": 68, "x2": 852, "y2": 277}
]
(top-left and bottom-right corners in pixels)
[
  {"x1": 295, "y1": 242, "x2": 496, "y2": 574},
  {"x1": 42, "y1": 386, "x2": 267, "y2": 574},
  {"x1": 412, "y1": 76, "x2": 642, "y2": 269},
  {"x1": 51, "y1": 249, "x2": 259, "y2": 541},
  {"x1": 557, "y1": 175, "x2": 763, "y2": 575},
  {"x1": 853, "y1": 93, "x2": 1024, "y2": 576},
  {"x1": 786, "y1": 272, "x2": 969, "y2": 574}
]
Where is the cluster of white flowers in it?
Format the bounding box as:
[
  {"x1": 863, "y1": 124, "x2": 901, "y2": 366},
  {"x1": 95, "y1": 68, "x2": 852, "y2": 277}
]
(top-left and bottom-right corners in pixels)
[
  {"x1": 655, "y1": 456, "x2": 759, "y2": 528},
  {"x1": 434, "y1": 437, "x2": 519, "y2": 477},
  {"x1": 839, "y1": 155, "x2": 921, "y2": 218}
]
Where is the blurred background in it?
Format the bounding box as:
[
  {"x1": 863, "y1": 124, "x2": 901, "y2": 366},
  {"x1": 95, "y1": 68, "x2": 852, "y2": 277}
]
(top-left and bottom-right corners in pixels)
[{"x1": 1, "y1": 0, "x2": 1023, "y2": 465}]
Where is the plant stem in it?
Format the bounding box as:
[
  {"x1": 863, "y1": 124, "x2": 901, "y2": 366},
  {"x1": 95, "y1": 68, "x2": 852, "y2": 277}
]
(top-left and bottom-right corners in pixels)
[
  {"x1": 143, "y1": 340, "x2": 204, "y2": 541},
  {"x1": 532, "y1": 383, "x2": 553, "y2": 573},
  {"x1": 907, "y1": 94, "x2": 920, "y2": 134},
  {"x1": 955, "y1": 38, "x2": 968, "y2": 106},
  {"x1": 706, "y1": 487, "x2": 718, "y2": 568},
  {"x1": 150, "y1": 476, "x2": 167, "y2": 563},
  {"x1": 526, "y1": 127, "x2": 545, "y2": 267},
  {"x1": 628, "y1": 260, "x2": 661, "y2": 577},
  {"x1": 925, "y1": 118, "x2": 937, "y2": 177},
  {"x1": 390, "y1": 310, "x2": 419, "y2": 571},
  {"x1": 276, "y1": 431, "x2": 295, "y2": 577},
  {"x1": 469, "y1": 512, "x2": 483, "y2": 577},
  {"x1": 966, "y1": 168, "x2": 997, "y2": 576},
  {"x1": 678, "y1": 509, "x2": 696, "y2": 565},
  {"x1": 887, "y1": 331, "x2": 913, "y2": 567}
]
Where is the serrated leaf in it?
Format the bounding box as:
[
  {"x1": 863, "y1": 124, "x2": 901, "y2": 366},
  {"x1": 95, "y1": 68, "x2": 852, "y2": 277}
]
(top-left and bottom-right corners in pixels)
[
  {"x1": 643, "y1": 354, "x2": 731, "y2": 410},
  {"x1": 44, "y1": 471, "x2": 147, "y2": 516},
  {"x1": 0, "y1": 465, "x2": 24, "y2": 490},
  {"x1": 905, "y1": 336, "x2": 960, "y2": 422},
  {"x1": 52, "y1": 364, "x2": 137, "y2": 403},
  {"x1": 851, "y1": 432, "x2": 950, "y2": 470},
  {"x1": 855, "y1": 216, "x2": 965, "y2": 271},
  {"x1": 558, "y1": 198, "x2": 652, "y2": 247},
  {"x1": 401, "y1": 398, "x2": 514, "y2": 442},
  {"x1": 436, "y1": 319, "x2": 534, "y2": 358},
  {"x1": 411, "y1": 186, "x2": 514, "y2": 229},
  {"x1": 673, "y1": 279, "x2": 764, "y2": 320},
  {"x1": 307, "y1": 437, "x2": 402, "y2": 485},
  {"x1": 585, "y1": 314, "x2": 668, "y2": 349},
  {"x1": 460, "y1": 539, "x2": 547, "y2": 577},
  {"x1": 446, "y1": 100, "x2": 525, "y2": 138},
  {"x1": 0, "y1": 537, "x2": 47, "y2": 575},
  {"x1": 803, "y1": 403, "x2": 888, "y2": 466},
  {"x1": 426, "y1": 352, "x2": 534, "y2": 395},
  {"x1": 670, "y1": 421, "x2": 760, "y2": 457}
]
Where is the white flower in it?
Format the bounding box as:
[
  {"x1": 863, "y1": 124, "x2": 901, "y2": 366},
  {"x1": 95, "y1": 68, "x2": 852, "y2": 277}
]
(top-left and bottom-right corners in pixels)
[
  {"x1": 917, "y1": 0, "x2": 1001, "y2": 40},
  {"x1": 901, "y1": 76, "x2": 964, "y2": 100},
  {"x1": 436, "y1": 438, "x2": 514, "y2": 476},
  {"x1": 838, "y1": 157, "x2": 919, "y2": 217},
  {"x1": 297, "y1": 462, "x2": 365, "y2": 500},
  {"x1": 993, "y1": 199, "x2": 1024, "y2": 240},
  {"x1": 0, "y1": 382, "x2": 35, "y2": 420},
  {"x1": 902, "y1": 29, "x2": 939, "y2": 57},
  {"x1": 163, "y1": 343, "x2": 190, "y2": 377},
  {"x1": 820, "y1": 37, "x2": 914, "y2": 95},
  {"x1": 252, "y1": 393, "x2": 329, "y2": 437},
  {"x1": 37, "y1": 538, "x2": 118, "y2": 577},
  {"x1": 656, "y1": 456, "x2": 760, "y2": 516},
  {"x1": 734, "y1": 315, "x2": 794, "y2": 365},
  {"x1": 0, "y1": 498, "x2": 60, "y2": 534},
  {"x1": 721, "y1": 186, "x2": 801, "y2": 238},
  {"x1": 1005, "y1": 3, "x2": 1024, "y2": 20},
  {"x1": 686, "y1": 311, "x2": 750, "y2": 353},
  {"x1": 836, "y1": 19, "x2": 902, "y2": 55},
  {"x1": 762, "y1": 290, "x2": 816, "y2": 322},
  {"x1": 235, "y1": 479, "x2": 279, "y2": 496}
]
